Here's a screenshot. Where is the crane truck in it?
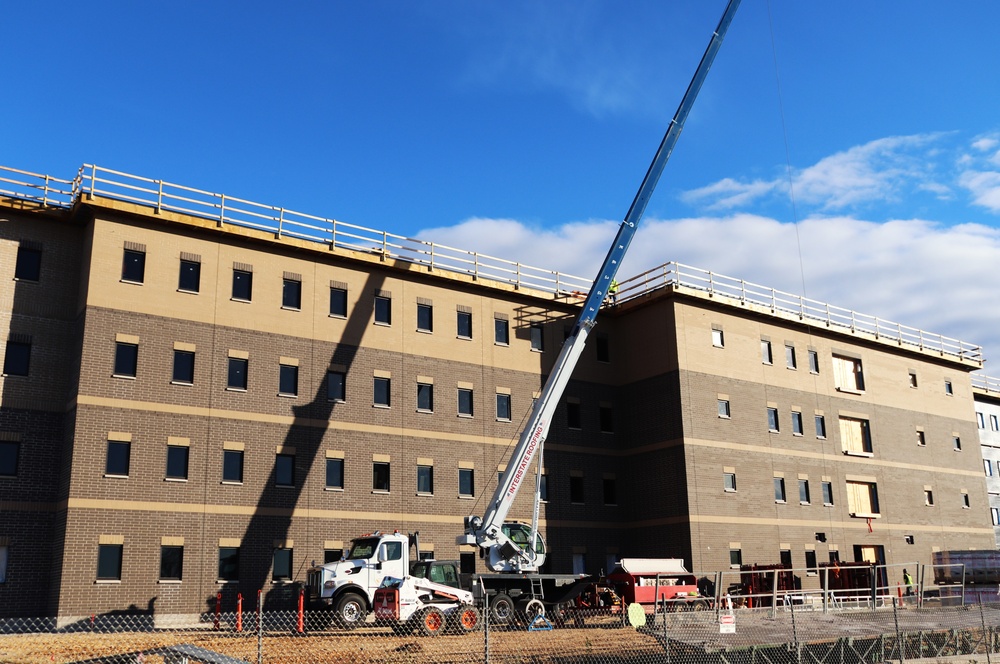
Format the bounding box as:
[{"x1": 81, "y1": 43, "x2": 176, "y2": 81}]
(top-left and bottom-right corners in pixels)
[{"x1": 307, "y1": 0, "x2": 741, "y2": 632}]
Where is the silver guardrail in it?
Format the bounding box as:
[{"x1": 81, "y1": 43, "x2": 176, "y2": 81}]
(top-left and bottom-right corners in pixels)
[
  {"x1": 0, "y1": 164, "x2": 985, "y2": 364},
  {"x1": 972, "y1": 373, "x2": 1000, "y2": 393},
  {"x1": 618, "y1": 262, "x2": 983, "y2": 364}
]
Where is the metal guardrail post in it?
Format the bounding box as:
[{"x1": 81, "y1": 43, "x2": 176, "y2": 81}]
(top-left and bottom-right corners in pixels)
[
  {"x1": 277, "y1": 208, "x2": 285, "y2": 237},
  {"x1": 156, "y1": 180, "x2": 163, "y2": 214},
  {"x1": 219, "y1": 194, "x2": 227, "y2": 228}
]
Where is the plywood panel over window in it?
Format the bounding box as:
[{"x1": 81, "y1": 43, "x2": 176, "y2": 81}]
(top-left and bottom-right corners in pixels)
[
  {"x1": 839, "y1": 416, "x2": 872, "y2": 455},
  {"x1": 846, "y1": 481, "x2": 879, "y2": 516},
  {"x1": 833, "y1": 355, "x2": 865, "y2": 392}
]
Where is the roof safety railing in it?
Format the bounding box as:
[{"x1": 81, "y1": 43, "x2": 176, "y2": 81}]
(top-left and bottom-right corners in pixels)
[{"x1": 0, "y1": 164, "x2": 983, "y2": 364}]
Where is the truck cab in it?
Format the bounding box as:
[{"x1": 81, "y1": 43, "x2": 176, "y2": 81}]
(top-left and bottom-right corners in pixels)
[{"x1": 307, "y1": 532, "x2": 410, "y2": 627}]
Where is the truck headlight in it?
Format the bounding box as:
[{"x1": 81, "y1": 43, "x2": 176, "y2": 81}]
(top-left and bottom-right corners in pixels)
[{"x1": 324, "y1": 580, "x2": 336, "y2": 589}]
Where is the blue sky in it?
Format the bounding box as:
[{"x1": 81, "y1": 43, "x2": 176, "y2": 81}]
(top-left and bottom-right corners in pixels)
[{"x1": 5, "y1": 1, "x2": 1000, "y2": 368}]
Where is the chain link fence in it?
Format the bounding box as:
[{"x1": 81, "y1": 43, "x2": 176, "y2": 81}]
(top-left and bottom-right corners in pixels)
[{"x1": 3, "y1": 597, "x2": 1000, "y2": 664}]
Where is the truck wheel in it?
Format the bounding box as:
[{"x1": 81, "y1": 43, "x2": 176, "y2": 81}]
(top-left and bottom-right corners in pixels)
[
  {"x1": 418, "y1": 607, "x2": 446, "y2": 636},
  {"x1": 689, "y1": 599, "x2": 710, "y2": 611},
  {"x1": 451, "y1": 604, "x2": 481, "y2": 633},
  {"x1": 334, "y1": 592, "x2": 368, "y2": 629},
  {"x1": 517, "y1": 598, "x2": 545, "y2": 624},
  {"x1": 490, "y1": 593, "x2": 515, "y2": 625}
]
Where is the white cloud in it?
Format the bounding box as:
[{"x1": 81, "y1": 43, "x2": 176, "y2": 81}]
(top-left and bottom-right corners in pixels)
[
  {"x1": 683, "y1": 133, "x2": 950, "y2": 212},
  {"x1": 419, "y1": 214, "x2": 1000, "y2": 367},
  {"x1": 959, "y1": 170, "x2": 1000, "y2": 213}
]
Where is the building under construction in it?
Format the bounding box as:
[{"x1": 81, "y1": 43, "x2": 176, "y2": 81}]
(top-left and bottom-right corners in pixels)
[{"x1": 0, "y1": 165, "x2": 993, "y2": 620}]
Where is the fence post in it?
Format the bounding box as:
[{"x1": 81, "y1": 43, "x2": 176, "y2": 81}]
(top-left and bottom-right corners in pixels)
[
  {"x1": 214, "y1": 592, "x2": 221, "y2": 630},
  {"x1": 790, "y1": 601, "x2": 800, "y2": 664},
  {"x1": 771, "y1": 569, "x2": 779, "y2": 618},
  {"x1": 662, "y1": 590, "x2": 670, "y2": 664},
  {"x1": 257, "y1": 589, "x2": 263, "y2": 664},
  {"x1": 297, "y1": 587, "x2": 304, "y2": 634},
  {"x1": 892, "y1": 597, "x2": 904, "y2": 664},
  {"x1": 481, "y1": 577, "x2": 490, "y2": 664},
  {"x1": 980, "y1": 597, "x2": 992, "y2": 664},
  {"x1": 236, "y1": 593, "x2": 243, "y2": 632}
]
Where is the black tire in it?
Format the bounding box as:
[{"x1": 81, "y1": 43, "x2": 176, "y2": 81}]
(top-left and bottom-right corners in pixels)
[
  {"x1": 450, "y1": 604, "x2": 482, "y2": 633},
  {"x1": 334, "y1": 592, "x2": 368, "y2": 629},
  {"x1": 490, "y1": 593, "x2": 515, "y2": 625},
  {"x1": 689, "y1": 599, "x2": 710, "y2": 611},
  {"x1": 417, "y1": 606, "x2": 447, "y2": 636}
]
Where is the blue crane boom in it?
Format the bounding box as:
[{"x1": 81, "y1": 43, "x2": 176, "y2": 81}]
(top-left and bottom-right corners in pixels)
[{"x1": 460, "y1": 0, "x2": 742, "y2": 573}]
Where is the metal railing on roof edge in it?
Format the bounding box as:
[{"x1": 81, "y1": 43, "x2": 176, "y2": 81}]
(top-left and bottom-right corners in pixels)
[
  {"x1": 972, "y1": 374, "x2": 1000, "y2": 393},
  {"x1": 617, "y1": 262, "x2": 983, "y2": 364},
  {"x1": 0, "y1": 164, "x2": 984, "y2": 364}
]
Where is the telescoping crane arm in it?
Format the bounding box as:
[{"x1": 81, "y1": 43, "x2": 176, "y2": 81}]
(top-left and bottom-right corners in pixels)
[{"x1": 459, "y1": 0, "x2": 742, "y2": 573}]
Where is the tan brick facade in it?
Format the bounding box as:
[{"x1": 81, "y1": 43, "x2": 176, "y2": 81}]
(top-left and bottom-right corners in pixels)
[{"x1": 0, "y1": 194, "x2": 993, "y2": 620}]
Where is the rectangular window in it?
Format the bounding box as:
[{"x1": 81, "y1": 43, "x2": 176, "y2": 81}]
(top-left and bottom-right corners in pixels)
[
  {"x1": 282, "y1": 278, "x2": 302, "y2": 310},
  {"x1": 924, "y1": 489, "x2": 934, "y2": 506},
  {"x1": 227, "y1": 357, "x2": 248, "y2": 390},
  {"x1": 718, "y1": 399, "x2": 731, "y2": 418},
  {"x1": 222, "y1": 449, "x2": 244, "y2": 483},
  {"x1": 105, "y1": 440, "x2": 131, "y2": 477},
  {"x1": 724, "y1": 472, "x2": 737, "y2": 492},
  {"x1": 815, "y1": 414, "x2": 827, "y2": 439},
  {"x1": 761, "y1": 340, "x2": 773, "y2": 364},
  {"x1": 160, "y1": 545, "x2": 183, "y2": 581},
  {"x1": 278, "y1": 364, "x2": 298, "y2": 396},
  {"x1": 539, "y1": 473, "x2": 549, "y2": 502},
  {"x1": 459, "y1": 468, "x2": 475, "y2": 497},
  {"x1": 218, "y1": 547, "x2": 239, "y2": 581},
  {"x1": 15, "y1": 245, "x2": 42, "y2": 281},
  {"x1": 172, "y1": 350, "x2": 195, "y2": 384},
  {"x1": 416, "y1": 383, "x2": 434, "y2": 412},
  {"x1": 232, "y1": 269, "x2": 253, "y2": 301},
  {"x1": 530, "y1": 324, "x2": 544, "y2": 351},
  {"x1": 326, "y1": 457, "x2": 344, "y2": 490},
  {"x1": 785, "y1": 344, "x2": 797, "y2": 369},
  {"x1": 458, "y1": 388, "x2": 474, "y2": 417},
  {"x1": 329, "y1": 286, "x2": 347, "y2": 317},
  {"x1": 807, "y1": 550, "x2": 822, "y2": 573},
  {"x1": 2, "y1": 339, "x2": 30, "y2": 376},
  {"x1": 992, "y1": 415, "x2": 999, "y2": 431},
  {"x1": 496, "y1": 393, "x2": 511, "y2": 421},
  {"x1": 596, "y1": 334, "x2": 610, "y2": 362},
  {"x1": 963, "y1": 493, "x2": 971, "y2": 508},
  {"x1": 567, "y1": 401, "x2": 582, "y2": 429},
  {"x1": 374, "y1": 295, "x2": 391, "y2": 325},
  {"x1": 327, "y1": 371, "x2": 345, "y2": 401},
  {"x1": 729, "y1": 549, "x2": 742, "y2": 568},
  {"x1": 416, "y1": 303, "x2": 433, "y2": 332},
  {"x1": 417, "y1": 465, "x2": 434, "y2": 495},
  {"x1": 808, "y1": 350, "x2": 820, "y2": 374},
  {"x1": 780, "y1": 550, "x2": 792, "y2": 568},
  {"x1": 945, "y1": 380, "x2": 954, "y2": 395},
  {"x1": 324, "y1": 548, "x2": 343, "y2": 564},
  {"x1": 0, "y1": 441, "x2": 18, "y2": 477},
  {"x1": 603, "y1": 477, "x2": 617, "y2": 505},
  {"x1": 165, "y1": 445, "x2": 189, "y2": 480},
  {"x1": 993, "y1": 508, "x2": 1000, "y2": 526},
  {"x1": 798, "y1": 479, "x2": 811, "y2": 504},
  {"x1": 846, "y1": 480, "x2": 880, "y2": 516},
  {"x1": 494, "y1": 318, "x2": 510, "y2": 345},
  {"x1": 599, "y1": 404, "x2": 614, "y2": 433},
  {"x1": 122, "y1": 248, "x2": 145, "y2": 283},
  {"x1": 374, "y1": 377, "x2": 391, "y2": 407},
  {"x1": 570, "y1": 475, "x2": 584, "y2": 504},
  {"x1": 97, "y1": 544, "x2": 123, "y2": 581},
  {"x1": 953, "y1": 436, "x2": 962, "y2": 451},
  {"x1": 457, "y1": 310, "x2": 473, "y2": 339},
  {"x1": 917, "y1": 429, "x2": 926, "y2": 446},
  {"x1": 832, "y1": 355, "x2": 865, "y2": 392},
  {"x1": 275, "y1": 453, "x2": 295, "y2": 487},
  {"x1": 908, "y1": 371, "x2": 918, "y2": 388},
  {"x1": 712, "y1": 328, "x2": 725, "y2": 348},
  {"x1": 774, "y1": 477, "x2": 786, "y2": 502},
  {"x1": 986, "y1": 459, "x2": 994, "y2": 477},
  {"x1": 791, "y1": 411, "x2": 803, "y2": 435},
  {"x1": 767, "y1": 407, "x2": 779, "y2": 432},
  {"x1": 822, "y1": 481, "x2": 834, "y2": 505},
  {"x1": 178, "y1": 258, "x2": 200, "y2": 293},
  {"x1": 839, "y1": 416, "x2": 873, "y2": 455},
  {"x1": 272, "y1": 548, "x2": 292, "y2": 582},
  {"x1": 373, "y1": 461, "x2": 391, "y2": 492},
  {"x1": 114, "y1": 342, "x2": 138, "y2": 378},
  {"x1": 978, "y1": 412, "x2": 986, "y2": 429}
]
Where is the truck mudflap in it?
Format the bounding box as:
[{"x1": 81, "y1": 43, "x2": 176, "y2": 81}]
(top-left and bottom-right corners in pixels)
[{"x1": 374, "y1": 587, "x2": 400, "y2": 620}]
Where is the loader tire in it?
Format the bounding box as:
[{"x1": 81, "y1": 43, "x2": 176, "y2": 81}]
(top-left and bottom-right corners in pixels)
[
  {"x1": 451, "y1": 604, "x2": 481, "y2": 633},
  {"x1": 418, "y1": 607, "x2": 446, "y2": 636}
]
